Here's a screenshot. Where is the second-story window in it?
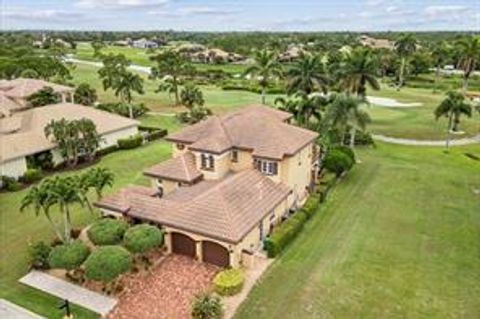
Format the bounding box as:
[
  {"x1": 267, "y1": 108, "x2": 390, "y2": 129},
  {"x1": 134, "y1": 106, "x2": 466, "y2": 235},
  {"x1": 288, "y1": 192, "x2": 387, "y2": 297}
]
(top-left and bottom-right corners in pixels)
[
  {"x1": 201, "y1": 153, "x2": 215, "y2": 170},
  {"x1": 255, "y1": 159, "x2": 278, "y2": 176}
]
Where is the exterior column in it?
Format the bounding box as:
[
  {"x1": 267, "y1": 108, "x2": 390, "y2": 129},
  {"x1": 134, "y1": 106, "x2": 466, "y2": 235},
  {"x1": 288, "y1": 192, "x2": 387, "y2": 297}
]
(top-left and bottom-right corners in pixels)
[
  {"x1": 229, "y1": 250, "x2": 238, "y2": 268},
  {"x1": 61, "y1": 93, "x2": 66, "y2": 103},
  {"x1": 196, "y1": 241, "x2": 203, "y2": 262},
  {"x1": 165, "y1": 232, "x2": 172, "y2": 254}
]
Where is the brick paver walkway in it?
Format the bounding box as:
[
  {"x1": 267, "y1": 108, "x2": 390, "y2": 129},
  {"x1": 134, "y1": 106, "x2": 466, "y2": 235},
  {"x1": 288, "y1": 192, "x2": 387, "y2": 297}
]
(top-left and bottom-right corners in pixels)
[{"x1": 108, "y1": 255, "x2": 219, "y2": 319}]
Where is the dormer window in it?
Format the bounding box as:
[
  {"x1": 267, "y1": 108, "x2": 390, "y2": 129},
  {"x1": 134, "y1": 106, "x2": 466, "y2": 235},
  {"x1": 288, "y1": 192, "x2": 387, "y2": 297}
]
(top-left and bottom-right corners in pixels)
[
  {"x1": 231, "y1": 149, "x2": 238, "y2": 163},
  {"x1": 176, "y1": 143, "x2": 185, "y2": 150},
  {"x1": 200, "y1": 153, "x2": 215, "y2": 170},
  {"x1": 255, "y1": 158, "x2": 278, "y2": 176}
]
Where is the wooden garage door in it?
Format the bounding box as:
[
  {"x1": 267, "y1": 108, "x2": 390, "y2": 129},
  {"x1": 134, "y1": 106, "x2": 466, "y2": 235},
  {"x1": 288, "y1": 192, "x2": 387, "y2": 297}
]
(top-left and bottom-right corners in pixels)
[
  {"x1": 202, "y1": 241, "x2": 230, "y2": 267},
  {"x1": 171, "y1": 233, "x2": 196, "y2": 257}
]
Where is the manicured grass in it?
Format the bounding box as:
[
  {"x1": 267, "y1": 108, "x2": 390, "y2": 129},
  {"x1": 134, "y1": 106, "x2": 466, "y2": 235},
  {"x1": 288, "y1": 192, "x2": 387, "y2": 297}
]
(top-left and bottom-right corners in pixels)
[
  {"x1": 0, "y1": 141, "x2": 173, "y2": 319},
  {"x1": 365, "y1": 85, "x2": 480, "y2": 139},
  {"x1": 235, "y1": 143, "x2": 480, "y2": 319}
]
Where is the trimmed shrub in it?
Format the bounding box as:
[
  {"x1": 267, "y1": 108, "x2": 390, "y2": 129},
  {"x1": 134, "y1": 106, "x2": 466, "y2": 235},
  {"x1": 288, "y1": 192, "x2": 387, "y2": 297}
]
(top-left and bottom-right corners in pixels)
[
  {"x1": 96, "y1": 144, "x2": 119, "y2": 156},
  {"x1": 28, "y1": 241, "x2": 52, "y2": 270},
  {"x1": 299, "y1": 195, "x2": 320, "y2": 219},
  {"x1": 96, "y1": 103, "x2": 149, "y2": 118},
  {"x1": 330, "y1": 145, "x2": 355, "y2": 162},
  {"x1": 323, "y1": 149, "x2": 354, "y2": 177},
  {"x1": 139, "y1": 126, "x2": 168, "y2": 142},
  {"x1": 191, "y1": 293, "x2": 223, "y2": 319},
  {"x1": 87, "y1": 218, "x2": 129, "y2": 245},
  {"x1": 123, "y1": 224, "x2": 164, "y2": 254},
  {"x1": 213, "y1": 269, "x2": 245, "y2": 296},
  {"x1": 48, "y1": 241, "x2": 90, "y2": 270},
  {"x1": 21, "y1": 168, "x2": 43, "y2": 183},
  {"x1": 1, "y1": 176, "x2": 22, "y2": 192},
  {"x1": 84, "y1": 246, "x2": 132, "y2": 282},
  {"x1": 117, "y1": 134, "x2": 143, "y2": 150}
]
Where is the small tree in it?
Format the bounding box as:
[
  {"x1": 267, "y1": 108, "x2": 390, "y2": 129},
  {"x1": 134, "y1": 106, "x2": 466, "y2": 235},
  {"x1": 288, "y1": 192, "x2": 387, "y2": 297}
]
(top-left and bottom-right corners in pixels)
[
  {"x1": 123, "y1": 224, "x2": 164, "y2": 254},
  {"x1": 48, "y1": 240, "x2": 90, "y2": 270},
  {"x1": 74, "y1": 83, "x2": 98, "y2": 106},
  {"x1": 27, "y1": 86, "x2": 60, "y2": 107},
  {"x1": 28, "y1": 241, "x2": 52, "y2": 270},
  {"x1": 191, "y1": 293, "x2": 223, "y2": 319},
  {"x1": 84, "y1": 246, "x2": 132, "y2": 282},
  {"x1": 180, "y1": 84, "x2": 205, "y2": 109}
]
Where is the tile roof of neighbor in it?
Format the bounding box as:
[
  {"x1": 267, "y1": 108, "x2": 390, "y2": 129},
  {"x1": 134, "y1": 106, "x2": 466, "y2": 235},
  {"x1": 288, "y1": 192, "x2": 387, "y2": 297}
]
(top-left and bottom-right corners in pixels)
[
  {"x1": 143, "y1": 152, "x2": 203, "y2": 183},
  {"x1": 95, "y1": 170, "x2": 291, "y2": 243},
  {"x1": 0, "y1": 78, "x2": 74, "y2": 99},
  {"x1": 0, "y1": 103, "x2": 139, "y2": 163},
  {"x1": 166, "y1": 105, "x2": 317, "y2": 160},
  {"x1": 96, "y1": 185, "x2": 161, "y2": 213},
  {"x1": 0, "y1": 93, "x2": 23, "y2": 117}
]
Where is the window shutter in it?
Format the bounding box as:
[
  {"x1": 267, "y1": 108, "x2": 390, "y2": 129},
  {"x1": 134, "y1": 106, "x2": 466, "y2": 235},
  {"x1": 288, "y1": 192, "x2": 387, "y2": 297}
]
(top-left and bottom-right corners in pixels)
[
  {"x1": 209, "y1": 155, "x2": 214, "y2": 169},
  {"x1": 272, "y1": 162, "x2": 278, "y2": 175},
  {"x1": 201, "y1": 154, "x2": 207, "y2": 168}
]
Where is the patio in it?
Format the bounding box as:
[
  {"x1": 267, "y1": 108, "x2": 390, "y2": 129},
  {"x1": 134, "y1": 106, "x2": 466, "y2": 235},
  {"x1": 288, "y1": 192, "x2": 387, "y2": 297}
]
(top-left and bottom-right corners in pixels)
[{"x1": 107, "y1": 255, "x2": 219, "y2": 319}]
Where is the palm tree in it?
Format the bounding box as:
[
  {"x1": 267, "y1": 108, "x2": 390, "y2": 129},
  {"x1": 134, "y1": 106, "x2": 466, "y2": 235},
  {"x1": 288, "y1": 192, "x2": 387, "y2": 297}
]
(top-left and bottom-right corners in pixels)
[
  {"x1": 115, "y1": 71, "x2": 144, "y2": 118},
  {"x1": 394, "y1": 34, "x2": 418, "y2": 89},
  {"x1": 27, "y1": 86, "x2": 60, "y2": 107},
  {"x1": 434, "y1": 91, "x2": 473, "y2": 149},
  {"x1": 430, "y1": 42, "x2": 451, "y2": 93},
  {"x1": 275, "y1": 92, "x2": 328, "y2": 126},
  {"x1": 77, "y1": 167, "x2": 114, "y2": 213},
  {"x1": 287, "y1": 53, "x2": 329, "y2": 95},
  {"x1": 339, "y1": 47, "x2": 380, "y2": 98},
  {"x1": 21, "y1": 183, "x2": 64, "y2": 241},
  {"x1": 74, "y1": 83, "x2": 98, "y2": 106},
  {"x1": 325, "y1": 94, "x2": 371, "y2": 149},
  {"x1": 243, "y1": 49, "x2": 283, "y2": 104},
  {"x1": 456, "y1": 37, "x2": 480, "y2": 92}
]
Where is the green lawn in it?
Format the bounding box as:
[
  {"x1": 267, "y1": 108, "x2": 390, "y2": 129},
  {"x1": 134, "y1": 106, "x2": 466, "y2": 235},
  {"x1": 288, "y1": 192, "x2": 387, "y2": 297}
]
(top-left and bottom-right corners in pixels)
[
  {"x1": 235, "y1": 143, "x2": 480, "y2": 319},
  {"x1": 365, "y1": 86, "x2": 480, "y2": 140},
  {"x1": 0, "y1": 141, "x2": 173, "y2": 319}
]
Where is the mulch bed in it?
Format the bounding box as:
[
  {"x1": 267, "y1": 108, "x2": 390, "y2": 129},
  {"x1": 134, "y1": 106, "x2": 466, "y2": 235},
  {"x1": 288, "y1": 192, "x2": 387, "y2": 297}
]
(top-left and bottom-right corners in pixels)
[{"x1": 107, "y1": 255, "x2": 219, "y2": 319}]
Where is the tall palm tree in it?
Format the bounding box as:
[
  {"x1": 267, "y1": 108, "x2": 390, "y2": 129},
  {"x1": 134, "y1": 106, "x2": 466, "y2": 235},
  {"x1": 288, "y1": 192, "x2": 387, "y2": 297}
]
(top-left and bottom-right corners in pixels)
[
  {"x1": 275, "y1": 92, "x2": 328, "y2": 126},
  {"x1": 430, "y1": 41, "x2": 451, "y2": 93},
  {"x1": 287, "y1": 53, "x2": 329, "y2": 95},
  {"x1": 244, "y1": 49, "x2": 283, "y2": 104},
  {"x1": 434, "y1": 91, "x2": 473, "y2": 149},
  {"x1": 456, "y1": 36, "x2": 480, "y2": 92},
  {"x1": 394, "y1": 34, "x2": 418, "y2": 89},
  {"x1": 339, "y1": 47, "x2": 380, "y2": 98},
  {"x1": 325, "y1": 94, "x2": 371, "y2": 149},
  {"x1": 115, "y1": 71, "x2": 144, "y2": 118}
]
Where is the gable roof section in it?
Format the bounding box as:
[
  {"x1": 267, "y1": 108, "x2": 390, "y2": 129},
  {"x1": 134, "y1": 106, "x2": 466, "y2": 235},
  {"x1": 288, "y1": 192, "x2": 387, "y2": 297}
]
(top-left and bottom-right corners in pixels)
[
  {"x1": 0, "y1": 103, "x2": 139, "y2": 163},
  {"x1": 0, "y1": 78, "x2": 74, "y2": 99},
  {"x1": 95, "y1": 170, "x2": 291, "y2": 243},
  {"x1": 166, "y1": 105, "x2": 317, "y2": 160},
  {"x1": 143, "y1": 152, "x2": 203, "y2": 183}
]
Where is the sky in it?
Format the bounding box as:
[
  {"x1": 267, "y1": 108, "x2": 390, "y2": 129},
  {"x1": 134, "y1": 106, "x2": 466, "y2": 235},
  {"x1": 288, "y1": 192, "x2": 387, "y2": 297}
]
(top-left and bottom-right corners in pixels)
[{"x1": 1, "y1": 0, "x2": 479, "y2": 32}]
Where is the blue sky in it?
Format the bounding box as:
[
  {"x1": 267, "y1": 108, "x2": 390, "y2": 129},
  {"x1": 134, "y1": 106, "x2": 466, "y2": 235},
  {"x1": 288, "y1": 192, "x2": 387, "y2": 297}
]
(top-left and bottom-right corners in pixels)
[{"x1": 1, "y1": 0, "x2": 479, "y2": 31}]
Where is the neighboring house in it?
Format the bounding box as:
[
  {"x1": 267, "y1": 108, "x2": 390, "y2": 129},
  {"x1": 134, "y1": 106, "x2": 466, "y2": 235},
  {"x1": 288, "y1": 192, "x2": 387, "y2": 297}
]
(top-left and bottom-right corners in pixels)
[
  {"x1": 95, "y1": 105, "x2": 320, "y2": 268},
  {"x1": 359, "y1": 35, "x2": 394, "y2": 50},
  {"x1": 0, "y1": 103, "x2": 139, "y2": 179},
  {"x1": 0, "y1": 78, "x2": 75, "y2": 109},
  {"x1": 190, "y1": 48, "x2": 245, "y2": 64},
  {"x1": 132, "y1": 38, "x2": 158, "y2": 49},
  {"x1": 279, "y1": 45, "x2": 304, "y2": 62}
]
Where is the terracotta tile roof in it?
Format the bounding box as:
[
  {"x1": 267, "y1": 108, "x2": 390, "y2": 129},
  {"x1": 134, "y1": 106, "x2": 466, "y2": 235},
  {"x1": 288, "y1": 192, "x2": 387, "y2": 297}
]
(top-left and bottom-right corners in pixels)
[
  {"x1": 95, "y1": 170, "x2": 291, "y2": 243},
  {"x1": 167, "y1": 105, "x2": 317, "y2": 159},
  {"x1": 0, "y1": 103, "x2": 138, "y2": 163},
  {"x1": 143, "y1": 152, "x2": 203, "y2": 183},
  {"x1": 95, "y1": 185, "x2": 160, "y2": 213},
  {"x1": 0, "y1": 93, "x2": 22, "y2": 117},
  {"x1": 0, "y1": 78, "x2": 74, "y2": 99}
]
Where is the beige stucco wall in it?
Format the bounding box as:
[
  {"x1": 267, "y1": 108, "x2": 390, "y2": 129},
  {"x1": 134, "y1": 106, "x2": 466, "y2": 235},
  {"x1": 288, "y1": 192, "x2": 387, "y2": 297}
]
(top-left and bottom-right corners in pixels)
[
  {"x1": 192, "y1": 151, "x2": 230, "y2": 180},
  {"x1": 100, "y1": 126, "x2": 138, "y2": 149},
  {"x1": 172, "y1": 143, "x2": 189, "y2": 158},
  {"x1": 0, "y1": 157, "x2": 28, "y2": 179},
  {"x1": 230, "y1": 150, "x2": 253, "y2": 172}
]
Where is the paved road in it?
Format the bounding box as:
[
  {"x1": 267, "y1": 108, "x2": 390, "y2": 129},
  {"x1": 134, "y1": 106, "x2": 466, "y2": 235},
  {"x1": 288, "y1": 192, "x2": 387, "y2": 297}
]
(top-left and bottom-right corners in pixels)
[
  {"x1": 0, "y1": 299, "x2": 45, "y2": 319},
  {"x1": 373, "y1": 134, "x2": 480, "y2": 146},
  {"x1": 20, "y1": 270, "x2": 117, "y2": 316}
]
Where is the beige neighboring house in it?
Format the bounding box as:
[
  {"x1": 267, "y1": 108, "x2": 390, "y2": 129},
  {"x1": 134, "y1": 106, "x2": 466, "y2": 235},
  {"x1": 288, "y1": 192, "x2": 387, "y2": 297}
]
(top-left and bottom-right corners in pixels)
[
  {"x1": 95, "y1": 105, "x2": 320, "y2": 268},
  {"x1": 359, "y1": 35, "x2": 394, "y2": 50},
  {"x1": 0, "y1": 78, "x2": 75, "y2": 110},
  {"x1": 279, "y1": 45, "x2": 304, "y2": 62},
  {"x1": 191, "y1": 48, "x2": 245, "y2": 64},
  {"x1": 0, "y1": 103, "x2": 139, "y2": 179}
]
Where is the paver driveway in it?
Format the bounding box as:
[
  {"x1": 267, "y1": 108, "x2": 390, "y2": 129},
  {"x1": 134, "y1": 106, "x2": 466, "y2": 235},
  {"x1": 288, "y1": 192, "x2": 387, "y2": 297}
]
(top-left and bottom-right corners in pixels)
[{"x1": 108, "y1": 255, "x2": 219, "y2": 319}]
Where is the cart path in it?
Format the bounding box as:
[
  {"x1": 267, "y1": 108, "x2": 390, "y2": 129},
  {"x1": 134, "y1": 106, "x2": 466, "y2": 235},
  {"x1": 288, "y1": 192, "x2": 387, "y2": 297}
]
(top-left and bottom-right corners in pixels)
[{"x1": 372, "y1": 134, "x2": 480, "y2": 146}]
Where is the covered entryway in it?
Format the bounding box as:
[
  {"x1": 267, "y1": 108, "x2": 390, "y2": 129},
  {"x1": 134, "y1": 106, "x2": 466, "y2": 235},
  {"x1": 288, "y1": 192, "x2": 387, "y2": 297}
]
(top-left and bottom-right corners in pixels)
[
  {"x1": 201, "y1": 241, "x2": 230, "y2": 267},
  {"x1": 171, "y1": 232, "x2": 196, "y2": 257}
]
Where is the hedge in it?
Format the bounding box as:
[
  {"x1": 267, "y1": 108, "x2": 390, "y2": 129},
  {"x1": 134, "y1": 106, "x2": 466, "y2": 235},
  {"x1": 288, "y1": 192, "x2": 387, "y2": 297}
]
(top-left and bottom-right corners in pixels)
[
  {"x1": 96, "y1": 144, "x2": 119, "y2": 156},
  {"x1": 21, "y1": 168, "x2": 43, "y2": 183},
  {"x1": 213, "y1": 268, "x2": 245, "y2": 296},
  {"x1": 117, "y1": 134, "x2": 143, "y2": 150},
  {"x1": 323, "y1": 149, "x2": 354, "y2": 177},
  {"x1": 84, "y1": 246, "x2": 132, "y2": 282},
  {"x1": 123, "y1": 224, "x2": 164, "y2": 254},
  {"x1": 48, "y1": 240, "x2": 90, "y2": 270},
  {"x1": 87, "y1": 218, "x2": 129, "y2": 245}
]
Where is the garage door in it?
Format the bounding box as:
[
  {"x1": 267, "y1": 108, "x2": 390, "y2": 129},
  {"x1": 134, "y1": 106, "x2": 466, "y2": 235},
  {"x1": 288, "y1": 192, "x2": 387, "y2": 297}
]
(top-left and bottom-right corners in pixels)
[
  {"x1": 202, "y1": 241, "x2": 230, "y2": 267},
  {"x1": 171, "y1": 232, "x2": 196, "y2": 257}
]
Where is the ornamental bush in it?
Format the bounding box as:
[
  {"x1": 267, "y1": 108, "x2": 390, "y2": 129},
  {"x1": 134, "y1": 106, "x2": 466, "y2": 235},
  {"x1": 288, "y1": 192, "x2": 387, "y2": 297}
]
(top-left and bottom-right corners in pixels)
[
  {"x1": 264, "y1": 211, "x2": 308, "y2": 258},
  {"x1": 28, "y1": 241, "x2": 52, "y2": 270},
  {"x1": 123, "y1": 224, "x2": 164, "y2": 254},
  {"x1": 191, "y1": 293, "x2": 223, "y2": 319},
  {"x1": 213, "y1": 268, "x2": 245, "y2": 296},
  {"x1": 48, "y1": 240, "x2": 90, "y2": 270},
  {"x1": 21, "y1": 168, "x2": 43, "y2": 183},
  {"x1": 330, "y1": 145, "x2": 355, "y2": 162},
  {"x1": 323, "y1": 149, "x2": 354, "y2": 177},
  {"x1": 87, "y1": 218, "x2": 129, "y2": 245},
  {"x1": 117, "y1": 134, "x2": 143, "y2": 150},
  {"x1": 84, "y1": 246, "x2": 132, "y2": 282}
]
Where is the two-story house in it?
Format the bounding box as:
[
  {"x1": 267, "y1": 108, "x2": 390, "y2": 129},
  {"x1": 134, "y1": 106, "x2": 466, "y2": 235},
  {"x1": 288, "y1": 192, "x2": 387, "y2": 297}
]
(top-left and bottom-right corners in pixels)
[{"x1": 95, "y1": 105, "x2": 320, "y2": 268}]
